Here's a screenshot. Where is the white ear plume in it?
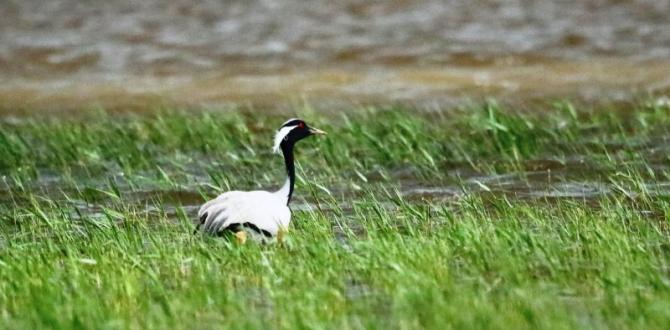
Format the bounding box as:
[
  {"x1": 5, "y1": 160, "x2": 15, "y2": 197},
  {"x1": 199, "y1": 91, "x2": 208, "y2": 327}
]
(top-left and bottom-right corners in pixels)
[{"x1": 272, "y1": 125, "x2": 297, "y2": 153}]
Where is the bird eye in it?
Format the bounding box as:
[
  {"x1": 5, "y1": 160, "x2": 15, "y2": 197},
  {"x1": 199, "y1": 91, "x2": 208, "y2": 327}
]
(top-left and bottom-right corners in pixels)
[{"x1": 298, "y1": 122, "x2": 305, "y2": 128}]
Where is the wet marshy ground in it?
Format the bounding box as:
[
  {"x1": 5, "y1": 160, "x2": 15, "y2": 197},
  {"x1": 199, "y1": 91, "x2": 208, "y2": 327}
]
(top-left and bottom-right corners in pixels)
[
  {"x1": 0, "y1": 104, "x2": 668, "y2": 227},
  {"x1": 2, "y1": 2, "x2": 670, "y2": 327}
]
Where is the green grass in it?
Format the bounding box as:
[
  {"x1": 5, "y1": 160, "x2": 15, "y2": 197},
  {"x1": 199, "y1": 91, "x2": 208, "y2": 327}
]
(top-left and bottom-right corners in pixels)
[{"x1": 1, "y1": 100, "x2": 670, "y2": 329}]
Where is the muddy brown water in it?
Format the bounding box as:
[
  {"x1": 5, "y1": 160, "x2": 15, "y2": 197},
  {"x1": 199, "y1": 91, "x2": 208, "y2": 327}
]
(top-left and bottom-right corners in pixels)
[{"x1": 1, "y1": 0, "x2": 670, "y2": 112}]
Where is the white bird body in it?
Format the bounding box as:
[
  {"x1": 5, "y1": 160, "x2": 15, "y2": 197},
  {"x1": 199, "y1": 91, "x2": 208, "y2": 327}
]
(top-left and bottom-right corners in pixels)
[
  {"x1": 195, "y1": 118, "x2": 325, "y2": 243},
  {"x1": 197, "y1": 181, "x2": 291, "y2": 239}
]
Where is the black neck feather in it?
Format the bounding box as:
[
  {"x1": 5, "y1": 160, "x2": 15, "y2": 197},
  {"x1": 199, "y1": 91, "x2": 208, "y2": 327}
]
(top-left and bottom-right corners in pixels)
[{"x1": 281, "y1": 142, "x2": 295, "y2": 205}]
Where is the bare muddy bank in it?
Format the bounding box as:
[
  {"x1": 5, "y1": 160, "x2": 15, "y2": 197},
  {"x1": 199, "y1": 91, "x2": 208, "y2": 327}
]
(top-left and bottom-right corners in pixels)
[{"x1": 2, "y1": 59, "x2": 670, "y2": 113}]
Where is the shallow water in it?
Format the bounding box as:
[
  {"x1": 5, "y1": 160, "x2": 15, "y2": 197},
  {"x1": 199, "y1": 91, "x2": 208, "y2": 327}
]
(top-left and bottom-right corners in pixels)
[
  {"x1": 2, "y1": 155, "x2": 668, "y2": 224},
  {"x1": 1, "y1": 0, "x2": 669, "y2": 111}
]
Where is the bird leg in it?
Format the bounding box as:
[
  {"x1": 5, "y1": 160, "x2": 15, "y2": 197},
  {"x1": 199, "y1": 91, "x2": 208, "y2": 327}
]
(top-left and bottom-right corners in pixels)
[
  {"x1": 234, "y1": 231, "x2": 247, "y2": 244},
  {"x1": 277, "y1": 228, "x2": 287, "y2": 244}
]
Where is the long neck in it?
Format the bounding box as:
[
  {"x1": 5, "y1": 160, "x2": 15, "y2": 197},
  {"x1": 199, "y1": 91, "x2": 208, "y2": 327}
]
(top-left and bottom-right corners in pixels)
[{"x1": 280, "y1": 142, "x2": 296, "y2": 205}]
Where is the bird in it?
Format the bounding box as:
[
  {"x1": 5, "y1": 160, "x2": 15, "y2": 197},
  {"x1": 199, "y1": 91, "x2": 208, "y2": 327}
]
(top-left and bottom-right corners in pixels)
[{"x1": 195, "y1": 118, "x2": 326, "y2": 243}]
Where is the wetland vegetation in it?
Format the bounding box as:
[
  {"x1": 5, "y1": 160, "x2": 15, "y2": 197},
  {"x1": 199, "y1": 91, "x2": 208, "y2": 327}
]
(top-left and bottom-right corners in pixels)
[{"x1": 1, "y1": 100, "x2": 670, "y2": 328}]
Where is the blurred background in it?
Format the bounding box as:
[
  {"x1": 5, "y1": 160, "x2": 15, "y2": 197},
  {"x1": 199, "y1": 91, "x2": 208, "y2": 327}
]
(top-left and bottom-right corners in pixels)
[{"x1": 1, "y1": 0, "x2": 669, "y2": 112}]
